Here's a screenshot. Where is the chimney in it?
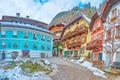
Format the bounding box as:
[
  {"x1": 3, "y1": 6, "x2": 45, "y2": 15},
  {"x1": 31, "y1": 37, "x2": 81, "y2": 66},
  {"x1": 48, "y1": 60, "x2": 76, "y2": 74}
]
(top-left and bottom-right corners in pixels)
[
  {"x1": 16, "y1": 13, "x2": 20, "y2": 17},
  {"x1": 26, "y1": 15, "x2": 29, "y2": 19}
]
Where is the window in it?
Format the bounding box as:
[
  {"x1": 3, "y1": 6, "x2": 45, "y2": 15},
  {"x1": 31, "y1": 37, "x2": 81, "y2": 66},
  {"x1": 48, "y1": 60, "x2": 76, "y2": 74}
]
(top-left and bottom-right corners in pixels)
[
  {"x1": 107, "y1": 30, "x2": 111, "y2": 39},
  {"x1": 13, "y1": 43, "x2": 17, "y2": 48},
  {"x1": 2, "y1": 42, "x2": 6, "y2": 48},
  {"x1": 74, "y1": 39, "x2": 77, "y2": 43},
  {"x1": 33, "y1": 33, "x2": 37, "y2": 39},
  {"x1": 81, "y1": 37, "x2": 85, "y2": 43},
  {"x1": 13, "y1": 31, "x2": 17, "y2": 38},
  {"x1": 56, "y1": 33, "x2": 61, "y2": 36},
  {"x1": 41, "y1": 45, "x2": 45, "y2": 49},
  {"x1": 98, "y1": 22, "x2": 100, "y2": 27},
  {"x1": 112, "y1": 8, "x2": 117, "y2": 18},
  {"x1": 47, "y1": 37, "x2": 50, "y2": 42},
  {"x1": 80, "y1": 47, "x2": 85, "y2": 54},
  {"x1": 118, "y1": 28, "x2": 120, "y2": 36},
  {"x1": 93, "y1": 53, "x2": 97, "y2": 60},
  {"x1": 47, "y1": 46, "x2": 50, "y2": 50},
  {"x1": 1, "y1": 30, "x2": 5, "y2": 36},
  {"x1": 33, "y1": 44, "x2": 37, "y2": 48},
  {"x1": 24, "y1": 32, "x2": 28, "y2": 39},
  {"x1": 41, "y1": 35, "x2": 45, "y2": 41},
  {"x1": 13, "y1": 31, "x2": 17, "y2": 36},
  {"x1": 8, "y1": 43, "x2": 11, "y2": 48},
  {"x1": 93, "y1": 26, "x2": 96, "y2": 30},
  {"x1": 24, "y1": 43, "x2": 28, "y2": 48}
]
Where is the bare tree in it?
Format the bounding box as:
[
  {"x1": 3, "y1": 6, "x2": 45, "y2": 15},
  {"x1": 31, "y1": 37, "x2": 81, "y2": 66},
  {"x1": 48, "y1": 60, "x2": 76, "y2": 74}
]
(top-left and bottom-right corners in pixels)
[{"x1": 103, "y1": 18, "x2": 120, "y2": 65}]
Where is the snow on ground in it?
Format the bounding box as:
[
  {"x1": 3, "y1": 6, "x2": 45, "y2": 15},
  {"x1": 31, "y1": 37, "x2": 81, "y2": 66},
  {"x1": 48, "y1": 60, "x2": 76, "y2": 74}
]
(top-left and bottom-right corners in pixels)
[
  {"x1": 115, "y1": 76, "x2": 120, "y2": 80},
  {"x1": 0, "y1": 59, "x2": 53, "y2": 80},
  {"x1": 69, "y1": 57, "x2": 107, "y2": 78},
  {"x1": 44, "y1": 59, "x2": 51, "y2": 65},
  {"x1": 0, "y1": 67, "x2": 52, "y2": 80}
]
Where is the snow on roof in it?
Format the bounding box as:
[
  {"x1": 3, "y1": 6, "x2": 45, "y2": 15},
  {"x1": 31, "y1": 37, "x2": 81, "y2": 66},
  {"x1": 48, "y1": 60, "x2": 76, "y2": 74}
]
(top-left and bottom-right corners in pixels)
[
  {"x1": 0, "y1": 22, "x2": 53, "y2": 35},
  {"x1": 82, "y1": 14, "x2": 91, "y2": 23}
]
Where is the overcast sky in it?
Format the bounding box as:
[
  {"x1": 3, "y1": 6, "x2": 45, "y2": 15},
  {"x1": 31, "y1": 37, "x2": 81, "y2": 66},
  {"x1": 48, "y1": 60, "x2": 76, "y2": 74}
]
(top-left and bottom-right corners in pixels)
[{"x1": 0, "y1": 0, "x2": 103, "y2": 24}]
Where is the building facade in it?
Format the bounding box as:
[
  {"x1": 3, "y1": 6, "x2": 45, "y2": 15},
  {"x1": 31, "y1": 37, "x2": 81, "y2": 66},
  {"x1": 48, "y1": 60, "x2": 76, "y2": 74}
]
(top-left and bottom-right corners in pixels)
[
  {"x1": 61, "y1": 14, "x2": 90, "y2": 58},
  {"x1": 102, "y1": 0, "x2": 120, "y2": 65},
  {"x1": 49, "y1": 23, "x2": 65, "y2": 56},
  {"x1": 0, "y1": 15, "x2": 53, "y2": 60},
  {"x1": 86, "y1": 12, "x2": 104, "y2": 64}
]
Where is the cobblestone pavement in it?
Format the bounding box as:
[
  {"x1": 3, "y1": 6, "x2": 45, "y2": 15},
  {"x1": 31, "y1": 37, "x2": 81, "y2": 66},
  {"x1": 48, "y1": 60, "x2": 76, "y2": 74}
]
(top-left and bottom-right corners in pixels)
[{"x1": 47, "y1": 57, "x2": 115, "y2": 80}]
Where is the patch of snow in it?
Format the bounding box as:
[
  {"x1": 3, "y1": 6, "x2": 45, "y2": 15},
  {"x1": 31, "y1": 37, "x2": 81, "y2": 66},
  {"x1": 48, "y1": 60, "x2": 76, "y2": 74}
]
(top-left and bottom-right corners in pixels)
[
  {"x1": 50, "y1": 64, "x2": 58, "y2": 76},
  {"x1": 69, "y1": 60, "x2": 107, "y2": 79},
  {"x1": 70, "y1": 59, "x2": 76, "y2": 62},
  {"x1": 75, "y1": 57, "x2": 85, "y2": 64},
  {"x1": 115, "y1": 76, "x2": 120, "y2": 80},
  {"x1": 0, "y1": 59, "x2": 53, "y2": 80},
  {"x1": 44, "y1": 59, "x2": 51, "y2": 65}
]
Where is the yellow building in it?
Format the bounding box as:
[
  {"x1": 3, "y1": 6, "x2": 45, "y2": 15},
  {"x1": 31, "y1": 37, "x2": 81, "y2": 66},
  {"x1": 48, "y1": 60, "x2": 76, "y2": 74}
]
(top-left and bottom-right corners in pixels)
[{"x1": 60, "y1": 14, "x2": 90, "y2": 58}]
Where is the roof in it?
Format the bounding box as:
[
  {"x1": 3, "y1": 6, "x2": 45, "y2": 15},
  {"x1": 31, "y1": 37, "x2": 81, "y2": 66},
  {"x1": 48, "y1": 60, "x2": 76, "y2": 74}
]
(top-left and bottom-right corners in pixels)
[
  {"x1": 48, "y1": 23, "x2": 65, "y2": 31},
  {"x1": 60, "y1": 14, "x2": 90, "y2": 40},
  {"x1": 102, "y1": 0, "x2": 120, "y2": 22},
  {"x1": 89, "y1": 12, "x2": 101, "y2": 31},
  {"x1": 2, "y1": 16, "x2": 48, "y2": 29},
  {"x1": 0, "y1": 22, "x2": 53, "y2": 35}
]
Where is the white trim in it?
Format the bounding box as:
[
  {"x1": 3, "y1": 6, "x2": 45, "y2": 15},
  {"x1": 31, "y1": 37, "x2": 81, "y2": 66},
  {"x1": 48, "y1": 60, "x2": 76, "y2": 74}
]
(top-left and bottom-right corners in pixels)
[
  {"x1": 1, "y1": 27, "x2": 53, "y2": 37},
  {"x1": 0, "y1": 38, "x2": 53, "y2": 44},
  {"x1": 1, "y1": 30, "x2": 5, "y2": 35},
  {"x1": 91, "y1": 30, "x2": 103, "y2": 38}
]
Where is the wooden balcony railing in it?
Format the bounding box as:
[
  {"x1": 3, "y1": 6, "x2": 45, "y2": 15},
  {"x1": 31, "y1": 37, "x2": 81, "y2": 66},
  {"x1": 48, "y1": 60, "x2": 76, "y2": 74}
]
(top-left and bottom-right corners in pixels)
[
  {"x1": 86, "y1": 40, "x2": 102, "y2": 50},
  {"x1": 68, "y1": 42, "x2": 81, "y2": 49},
  {"x1": 61, "y1": 25, "x2": 88, "y2": 42},
  {"x1": 53, "y1": 36, "x2": 60, "y2": 40}
]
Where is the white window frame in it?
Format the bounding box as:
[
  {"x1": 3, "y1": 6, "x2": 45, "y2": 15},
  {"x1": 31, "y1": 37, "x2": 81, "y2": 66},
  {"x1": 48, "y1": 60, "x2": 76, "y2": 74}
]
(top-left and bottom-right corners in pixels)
[
  {"x1": 98, "y1": 22, "x2": 100, "y2": 27},
  {"x1": 13, "y1": 30, "x2": 17, "y2": 36},
  {"x1": 2, "y1": 42, "x2": 6, "y2": 47},
  {"x1": 24, "y1": 32, "x2": 28, "y2": 37},
  {"x1": 81, "y1": 37, "x2": 84, "y2": 43},
  {"x1": 1, "y1": 30, "x2": 5, "y2": 35}
]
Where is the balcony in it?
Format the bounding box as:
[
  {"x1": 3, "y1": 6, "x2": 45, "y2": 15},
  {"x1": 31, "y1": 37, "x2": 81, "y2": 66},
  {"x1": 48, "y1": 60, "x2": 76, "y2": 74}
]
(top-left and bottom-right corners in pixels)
[
  {"x1": 78, "y1": 26, "x2": 88, "y2": 35},
  {"x1": 53, "y1": 36, "x2": 60, "y2": 40},
  {"x1": 68, "y1": 42, "x2": 81, "y2": 49},
  {"x1": 86, "y1": 40, "x2": 102, "y2": 50}
]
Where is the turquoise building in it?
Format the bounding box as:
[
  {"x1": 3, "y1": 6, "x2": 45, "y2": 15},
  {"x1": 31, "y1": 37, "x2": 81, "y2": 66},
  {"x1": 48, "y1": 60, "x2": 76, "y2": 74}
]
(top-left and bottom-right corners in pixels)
[{"x1": 0, "y1": 15, "x2": 53, "y2": 60}]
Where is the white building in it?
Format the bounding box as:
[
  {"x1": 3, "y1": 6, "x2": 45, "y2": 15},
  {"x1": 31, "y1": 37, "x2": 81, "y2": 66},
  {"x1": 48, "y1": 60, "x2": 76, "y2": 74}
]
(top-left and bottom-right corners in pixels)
[{"x1": 102, "y1": 0, "x2": 120, "y2": 66}]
